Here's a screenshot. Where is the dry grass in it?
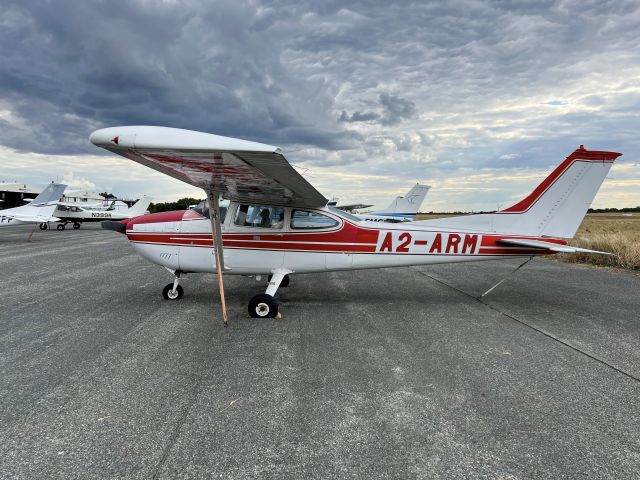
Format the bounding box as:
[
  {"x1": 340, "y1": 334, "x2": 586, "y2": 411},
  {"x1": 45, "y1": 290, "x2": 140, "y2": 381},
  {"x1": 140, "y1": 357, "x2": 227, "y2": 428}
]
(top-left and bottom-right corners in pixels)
[
  {"x1": 557, "y1": 214, "x2": 640, "y2": 271},
  {"x1": 415, "y1": 212, "x2": 640, "y2": 271}
]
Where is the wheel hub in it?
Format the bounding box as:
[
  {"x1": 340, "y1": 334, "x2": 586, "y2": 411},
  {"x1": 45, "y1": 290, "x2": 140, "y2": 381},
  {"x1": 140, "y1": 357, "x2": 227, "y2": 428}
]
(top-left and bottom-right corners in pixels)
[{"x1": 256, "y1": 302, "x2": 270, "y2": 317}]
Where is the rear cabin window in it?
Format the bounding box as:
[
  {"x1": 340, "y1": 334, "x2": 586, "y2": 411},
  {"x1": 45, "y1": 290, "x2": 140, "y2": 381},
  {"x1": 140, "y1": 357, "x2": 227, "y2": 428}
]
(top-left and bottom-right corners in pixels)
[
  {"x1": 234, "y1": 205, "x2": 285, "y2": 229},
  {"x1": 290, "y1": 210, "x2": 339, "y2": 230}
]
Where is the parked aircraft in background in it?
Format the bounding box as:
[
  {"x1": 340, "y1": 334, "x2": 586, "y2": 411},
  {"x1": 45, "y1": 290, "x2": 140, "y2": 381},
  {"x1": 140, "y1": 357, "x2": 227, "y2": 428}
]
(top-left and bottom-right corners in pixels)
[
  {"x1": 0, "y1": 183, "x2": 67, "y2": 229},
  {"x1": 331, "y1": 183, "x2": 430, "y2": 222},
  {"x1": 355, "y1": 184, "x2": 430, "y2": 222},
  {"x1": 91, "y1": 126, "x2": 617, "y2": 326},
  {"x1": 52, "y1": 196, "x2": 152, "y2": 230}
]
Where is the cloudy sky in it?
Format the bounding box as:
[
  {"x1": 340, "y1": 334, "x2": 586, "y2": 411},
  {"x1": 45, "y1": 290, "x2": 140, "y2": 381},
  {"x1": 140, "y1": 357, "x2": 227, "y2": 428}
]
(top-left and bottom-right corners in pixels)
[{"x1": 1, "y1": 0, "x2": 639, "y2": 211}]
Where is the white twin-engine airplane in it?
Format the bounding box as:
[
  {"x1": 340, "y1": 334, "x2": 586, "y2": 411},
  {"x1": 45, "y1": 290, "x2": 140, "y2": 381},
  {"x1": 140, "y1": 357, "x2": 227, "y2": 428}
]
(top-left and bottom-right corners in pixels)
[
  {"x1": 91, "y1": 126, "x2": 619, "y2": 327},
  {"x1": 335, "y1": 183, "x2": 431, "y2": 223},
  {"x1": 52, "y1": 196, "x2": 152, "y2": 230},
  {"x1": 0, "y1": 183, "x2": 67, "y2": 228}
]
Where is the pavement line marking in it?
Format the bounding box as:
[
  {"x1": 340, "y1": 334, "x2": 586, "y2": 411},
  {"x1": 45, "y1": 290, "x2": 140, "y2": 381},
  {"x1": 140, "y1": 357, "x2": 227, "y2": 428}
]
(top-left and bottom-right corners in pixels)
[
  {"x1": 414, "y1": 268, "x2": 640, "y2": 385},
  {"x1": 151, "y1": 378, "x2": 201, "y2": 479}
]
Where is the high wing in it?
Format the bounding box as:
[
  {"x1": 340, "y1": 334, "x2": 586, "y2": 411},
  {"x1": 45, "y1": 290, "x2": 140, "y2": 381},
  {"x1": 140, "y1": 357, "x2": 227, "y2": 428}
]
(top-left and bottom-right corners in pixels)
[
  {"x1": 335, "y1": 203, "x2": 374, "y2": 212},
  {"x1": 4, "y1": 214, "x2": 60, "y2": 222},
  {"x1": 497, "y1": 238, "x2": 612, "y2": 255},
  {"x1": 90, "y1": 126, "x2": 327, "y2": 208}
]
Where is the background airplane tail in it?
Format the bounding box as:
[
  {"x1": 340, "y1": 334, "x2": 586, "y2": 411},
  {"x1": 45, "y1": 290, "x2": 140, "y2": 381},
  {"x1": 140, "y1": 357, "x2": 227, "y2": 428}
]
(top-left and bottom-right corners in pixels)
[
  {"x1": 376, "y1": 183, "x2": 430, "y2": 217},
  {"x1": 30, "y1": 183, "x2": 67, "y2": 206},
  {"x1": 4, "y1": 183, "x2": 66, "y2": 221},
  {"x1": 414, "y1": 146, "x2": 620, "y2": 238},
  {"x1": 126, "y1": 196, "x2": 152, "y2": 217}
]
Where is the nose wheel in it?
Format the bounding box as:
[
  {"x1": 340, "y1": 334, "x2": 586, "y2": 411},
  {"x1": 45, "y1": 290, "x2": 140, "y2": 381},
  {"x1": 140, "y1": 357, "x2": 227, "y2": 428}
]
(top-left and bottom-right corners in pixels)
[
  {"x1": 39, "y1": 223, "x2": 48, "y2": 230},
  {"x1": 163, "y1": 283, "x2": 184, "y2": 300},
  {"x1": 73, "y1": 222, "x2": 81, "y2": 230},
  {"x1": 162, "y1": 271, "x2": 184, "y2": 300}
]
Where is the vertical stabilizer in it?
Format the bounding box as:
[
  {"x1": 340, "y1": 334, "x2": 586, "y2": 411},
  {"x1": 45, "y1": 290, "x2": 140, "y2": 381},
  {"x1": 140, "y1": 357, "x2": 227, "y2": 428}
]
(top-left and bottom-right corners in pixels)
[
  {"x1": 30, "y1": 183, "x2": 67, "y2": 205},
  {"x1": 375, "y1": 183, "x2": 431, "y2": 217},
  {"x1": 125, "y1": 196, "x2": 152, "y2": 217},
  {"x1": 412, "y1": 146, "x2": 620, "y2": 238}
]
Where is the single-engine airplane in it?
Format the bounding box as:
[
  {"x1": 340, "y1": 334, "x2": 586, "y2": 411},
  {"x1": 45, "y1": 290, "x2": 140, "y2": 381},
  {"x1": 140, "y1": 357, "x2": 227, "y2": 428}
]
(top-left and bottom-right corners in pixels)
[
  {"x1": 0, "y1": 183, "x2": 67, "y2": 229},
  {"x1": 52, "y1": 196, "x2": 152, "y2": 230},
  {"x1": 91, "y1": 126, "x2": 619, "y2": 326}
]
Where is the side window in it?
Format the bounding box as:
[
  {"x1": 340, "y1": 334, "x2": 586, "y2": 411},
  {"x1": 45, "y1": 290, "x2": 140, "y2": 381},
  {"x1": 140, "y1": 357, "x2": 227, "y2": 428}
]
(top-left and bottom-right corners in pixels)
[
  {"x1": 290, "y1": 210, "x2": 339, "y2": 230},
  {"x1": 234, "y1": 204, "x2": 285, "y2": 229},
  {"x1": 192, "y1": 201, "x2": 227, "y2": 222}
]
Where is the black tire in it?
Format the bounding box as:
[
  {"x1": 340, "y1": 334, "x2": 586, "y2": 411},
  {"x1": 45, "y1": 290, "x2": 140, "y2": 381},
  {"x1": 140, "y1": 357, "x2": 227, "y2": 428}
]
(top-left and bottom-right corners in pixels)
[
  {"x1": 73, "y1": 222, "x2": 81, "y2": 230},
  {"x1": 39, "y1": 223, "x2": 48, "y2": 231},
  {"x1": 162, "y1": 283, "x2": 184, "y2": 300},
  {"x1": 248, "y1": 294, "x2": 279, "y2": 318},
  {"x1": 267, "y1": 274, "x2": 290, "y2": 288},
  {"x1": 56, "y1": 224, "x2": 65, "y2": 231}
]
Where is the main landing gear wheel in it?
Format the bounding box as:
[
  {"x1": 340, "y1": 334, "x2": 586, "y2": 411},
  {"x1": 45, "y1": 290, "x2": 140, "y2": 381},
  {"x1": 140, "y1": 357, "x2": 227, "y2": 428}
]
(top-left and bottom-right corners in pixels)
[
  {"x1": 162, "y1": 283, "x2": 184, "y2": 300},
  {"x1": 72, "y1": 222, "x2": 81, "y2": 230},
  {"x1": 39, "y1": 223, "x2": 48, "y2": 230},
  {"x1": 56, "y1": 224, "x2": 65, "y2": 231},
  {"x1": 248, "y1": 294, "x2": 279, "y2": 318}
]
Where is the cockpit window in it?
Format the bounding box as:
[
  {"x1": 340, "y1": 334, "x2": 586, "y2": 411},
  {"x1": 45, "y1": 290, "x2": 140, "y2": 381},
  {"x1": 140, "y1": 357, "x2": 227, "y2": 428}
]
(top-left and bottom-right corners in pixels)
[
  {"x1": 192, "y1": 200, "x2": 227, "y2": 222},
  {"x1": 291, "y1": 210, "x2": 340, "y2": 230},
  {"x1": 234, "y1": 204, "x2": 284, "y2": 229}
]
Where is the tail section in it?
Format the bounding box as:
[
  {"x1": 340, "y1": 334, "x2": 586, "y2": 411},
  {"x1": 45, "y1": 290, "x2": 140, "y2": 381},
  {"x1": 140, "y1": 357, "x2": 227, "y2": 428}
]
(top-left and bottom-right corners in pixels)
[
  {"x1": 125, "y1": 196, "x2": 152, "y2": 217},
  {"x1": 414, "y1": 146, "x2": 620, "y2": 238},
  {"x1": 0, "y1": 183, "x2": 67, "y2": 222},
  {"x1": 31, "y1": 183, "x2": 67, "y2": 206},
  {"x1": 374, "y1": 183, "x2": 431, "y2": 218}
]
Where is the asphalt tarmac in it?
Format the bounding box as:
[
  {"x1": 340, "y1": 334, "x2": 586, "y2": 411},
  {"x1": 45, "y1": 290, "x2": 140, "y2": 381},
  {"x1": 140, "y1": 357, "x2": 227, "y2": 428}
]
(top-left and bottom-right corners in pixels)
[{"x1": 1, "y1": 224, "x2": 639, "y2": 479}]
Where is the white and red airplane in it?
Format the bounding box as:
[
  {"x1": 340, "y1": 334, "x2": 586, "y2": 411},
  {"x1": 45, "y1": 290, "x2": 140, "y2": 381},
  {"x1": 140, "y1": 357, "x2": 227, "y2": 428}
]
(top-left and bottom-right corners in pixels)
[{"x1": 91, "y1": 126, "x2": 619, "y2": 326}]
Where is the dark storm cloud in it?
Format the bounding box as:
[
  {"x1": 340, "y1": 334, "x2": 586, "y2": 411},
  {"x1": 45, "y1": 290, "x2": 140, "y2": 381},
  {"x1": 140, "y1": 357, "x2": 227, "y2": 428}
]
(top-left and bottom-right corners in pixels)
[
  {"x1": 378, "y1": 93, "x2": 416, "y2": 126},
  {"x1": 339, "y1": 110, "x2": 380, "y2": 123},
  {"x1": 1, "y1": 0, "x2": 640, "y2": 209},
  {"x1": 0, "y1": 0, "x2": 357, "y2": 154}
]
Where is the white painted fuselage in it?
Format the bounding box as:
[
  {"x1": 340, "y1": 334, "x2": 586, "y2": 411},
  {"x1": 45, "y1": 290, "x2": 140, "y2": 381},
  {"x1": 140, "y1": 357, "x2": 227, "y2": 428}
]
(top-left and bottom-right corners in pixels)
[{"x1": 123, "y1": 203, "x2": 561, "y2": 276}]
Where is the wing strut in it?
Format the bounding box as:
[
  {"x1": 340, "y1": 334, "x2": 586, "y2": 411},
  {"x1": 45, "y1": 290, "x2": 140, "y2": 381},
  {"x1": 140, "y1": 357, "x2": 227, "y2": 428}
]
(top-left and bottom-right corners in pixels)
[{"x1": 205, "y1": 190, "x2": 228, "y2": 327}]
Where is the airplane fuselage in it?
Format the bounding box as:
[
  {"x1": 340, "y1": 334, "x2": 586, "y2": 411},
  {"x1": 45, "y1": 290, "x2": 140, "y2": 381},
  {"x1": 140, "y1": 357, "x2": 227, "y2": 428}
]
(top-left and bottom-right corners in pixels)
[
  {"x1": 0, "y1": 215, "x2": 28, "y2": 227},
  {"x1": 122, "y1": 203, "x2": 565, "y2": 275}
]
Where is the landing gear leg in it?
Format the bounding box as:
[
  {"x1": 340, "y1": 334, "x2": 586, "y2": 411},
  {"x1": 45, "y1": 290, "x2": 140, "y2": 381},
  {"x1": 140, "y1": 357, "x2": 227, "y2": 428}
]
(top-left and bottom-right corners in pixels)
[
  {"x1": 162, "y1": 270, "x2": 184, "y2": 300},
  {"x1": 248, "y1": 269, "x2": 291, "y2": 318}
]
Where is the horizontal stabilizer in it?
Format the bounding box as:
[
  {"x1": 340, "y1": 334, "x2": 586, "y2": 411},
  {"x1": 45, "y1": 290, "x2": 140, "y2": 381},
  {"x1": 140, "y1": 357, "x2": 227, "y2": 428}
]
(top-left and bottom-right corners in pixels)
[{"x1": 497, "y1": 238, "x2": 612, "y2": 255}]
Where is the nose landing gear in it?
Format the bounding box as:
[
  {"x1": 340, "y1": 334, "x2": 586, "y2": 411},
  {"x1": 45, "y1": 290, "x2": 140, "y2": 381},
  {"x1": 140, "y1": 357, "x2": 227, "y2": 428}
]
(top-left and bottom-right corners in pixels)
[{"x1": 162, "y1": 270, "x2": 184, "y2": 300}]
